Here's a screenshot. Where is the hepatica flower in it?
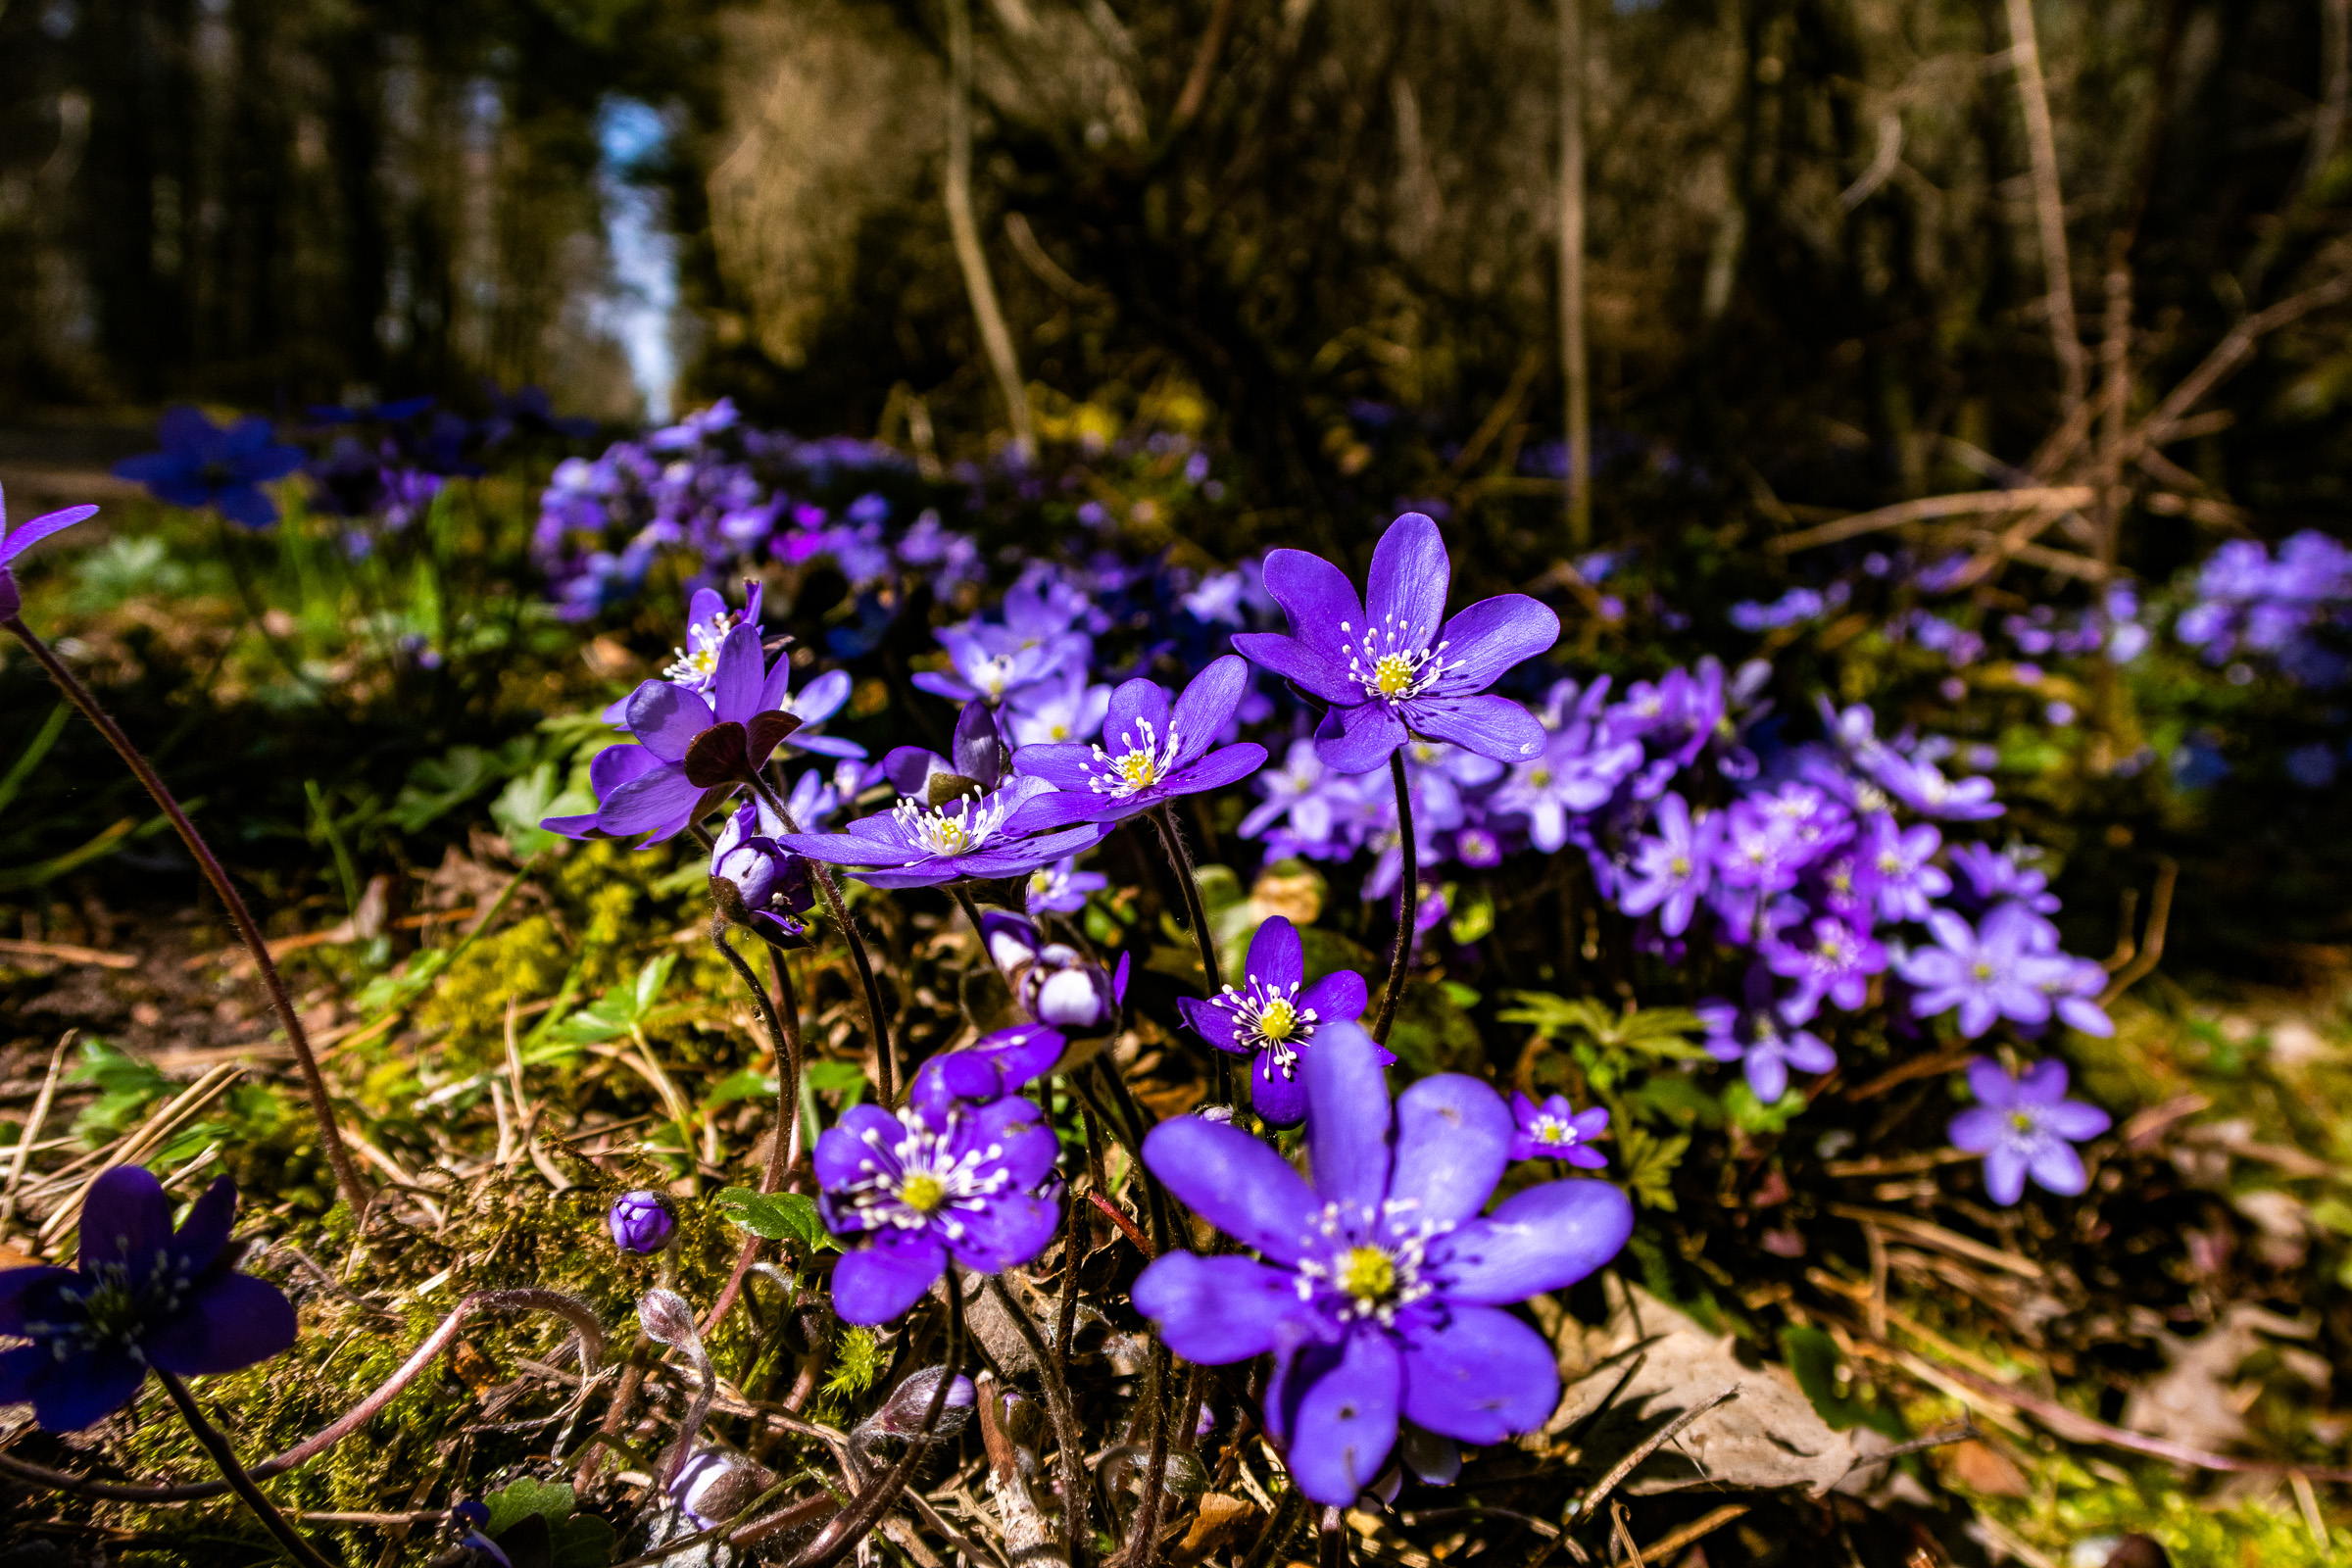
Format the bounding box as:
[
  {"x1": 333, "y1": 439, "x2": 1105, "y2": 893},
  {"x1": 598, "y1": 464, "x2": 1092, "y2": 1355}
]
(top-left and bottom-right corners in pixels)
[
  {"x1": 1617, "y1": 793, "x2": 1715, "y2": 937},
  {"x1": 1023, "y1": 856, "x2": 1105, "y2": 915},
  {"x1": 1897, "y1": 906, "x2": 2065, "y2": 1038},
  {"x1": 1011, "y1": 655, "x2": 1267, "y2": 828},
  {"x1": 0, "y1": 1167, "x2": 297, "y2": 1432},
  {"x1": 113, "y1": 406, "x2": 305, "y2": 528},
  {"x1": 1698, "y1": 992, "x2": 1835, "y2": 1103},
  {"x1": 780, "y1": 778, "x2": 1105, "y2": 889},
  {"x1": 0, "y1": 485, "x2": 99, "y2": 621},
  {"x1": 1234, "y1": 512, "x2": 1558, "y2": 772},
  {"x1": 1176, "y1": 916, "x2": 1378, "y2": 1126},
  {"x1": 1506, "y1": 1095, "x2": 1608, "y2": 1168},
  {"x1": 1948, "y1": 1057, "x2": 2110, "y2": 1204},
  {"x1": 1131, "y1": 1025, "x2": 1633, "y2": 1507},
  {"x1": 816, "y1": 1059, "x2": 1062, "y2": 1325}
]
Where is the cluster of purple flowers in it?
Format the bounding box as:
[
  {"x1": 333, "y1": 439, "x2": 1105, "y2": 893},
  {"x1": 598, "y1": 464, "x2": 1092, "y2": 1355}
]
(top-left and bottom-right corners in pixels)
[{"x1": 2175, "y1": 529, "x2": 2352, "y2": 687}]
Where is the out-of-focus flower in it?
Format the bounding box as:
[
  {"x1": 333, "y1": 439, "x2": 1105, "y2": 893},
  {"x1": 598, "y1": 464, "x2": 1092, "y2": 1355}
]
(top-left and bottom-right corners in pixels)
[
  {"x1": 1948, "y1": 1057, "x2": 2110, "y2": 1203},
  {"x1": 1618, "y1": 793, "x2": 1715, "y2": 937},
  {"x1": 710, "y1": 802, "x2": 815, "y2": 942},
  {"x1": 1897, "y1": 906, "x2": 2067, "y2": 1037},
  {"x1": 609, "y1": 1190, "x2": 680, "y2": 1254},
  {"x1": 0, "y1": 1167, "x2": 297, "y2": 1432},
  {"x1": 113, "y1": 407, "x2": 304, "y2": 528},
  {"x1": 1130, "y1": 1025, "x2": 1632, "y2": 1506},
  {"x1": 1176, "y1": 916, "x2": 1379, "y2": 1126},
  {"x1": 1698, "y1": 992, "x2": 1835, "y2": 1104},
  {"x1": 1004, "y1": 664, "x2": 1113, "y2": 747},
  {"x1": 1762, "y1": 916, "x2": 1886, "y2": 1022},
  {"x1": 1235, "y1": 512, "x2": 1557, "y2": 772},
  {"x1": 1506, "y1": 1094, "x2": 1608, "y2": 1167},
  {"x1": 0, "y1": 485, "x2": 98, "y2": 621},
  {"x1": 1023, "y1": 856, "x2": 1106, "y2": 915},
  {"x1": 1865, "y1": 817, "x2": 1949, "y2": 924}
]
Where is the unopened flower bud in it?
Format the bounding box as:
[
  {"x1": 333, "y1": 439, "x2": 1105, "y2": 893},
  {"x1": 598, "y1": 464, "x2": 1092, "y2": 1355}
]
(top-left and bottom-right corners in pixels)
[
  {"x1": 858, "y1": 1364, "x2": 976, "y2": 1442},
  {"x1": 670, "y1": 1447, "x2": 780, "y2": 1530},
  {"x1": 638, "y1": 1286, "x2": 703, "y2": 1348},
  {"x1": 608, "y1": 1190, "x2": 678, "y2": 1254},
  {"x1": 1020, "y1": 944, "x2": 1117, "y2": 1031}
]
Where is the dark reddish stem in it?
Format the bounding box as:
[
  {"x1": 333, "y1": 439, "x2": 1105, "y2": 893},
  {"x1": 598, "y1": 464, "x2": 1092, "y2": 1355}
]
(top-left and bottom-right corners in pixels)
[
  {"x1": 746, "y1": 770, "x2": 895, "y2": 1104},
  {"x1": 1368, "y1": 749, "x2": 1419, "y2": 1044},
  {"x1": 3, "y1": 614, "x2": 371, "y2": 1216},
  {"x1": 155, "y1": 1371, "x2": 339, "y2": 1568}
]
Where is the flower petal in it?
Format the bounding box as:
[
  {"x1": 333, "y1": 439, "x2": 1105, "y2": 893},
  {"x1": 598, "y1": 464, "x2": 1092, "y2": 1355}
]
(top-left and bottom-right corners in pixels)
[
  {"x1": 1102, "y1": 678, "x2": 1174, "y2": 756},
  {"x1": 2026, "y1": 1139, "x2": 2088, "y2": 1196},
  {"x1": 1300, "y1": 1022, "x2": 1395, "y2": 1216},
  {"x1": 814, "y1": 1105, "x2": 906, "y2": 1197},
  {"x1": 1387, "y1": 1074, "x2": 1512, "y2": 1227},
  {"x1": 710, "y1": 623, "x2": 767, "y2": 724},
  {"x1": 15, "y1": 1344, "x2": 146, "y2": 1433},
  {"x1": 1431, "y1": 1179, "x2": 1635, "y2": 1304},
  {"x1": 1281, "y1": 1330, "x2": 1401, "y2": 1507},
  {"x1": 1131, "y1": 1252, "x2": 1302, "y2": 1364},
  {"x1": 1247, "y1": 916, "x2": 1305, "y2": 990},
  {"x1": 1314, "y1": 702, "x2": 1407, "y2": 774},
  {"x1": 1170, "y1": 656, "x2": 1250, "y2": 765},
  {"x1": 964, "y1": 1101, "x2": 1059, "y2": 1193},
  {"x1": 0, "y1": 1268, "x2": 76, "y2": 1335},
  {"x1": 832, "y1": 1232, "x2": 948, "y2": 1325},
  {"x1": 595, "y1": 767, "x2": 703, "y2": 839},
  {"x1": 1010, "y1": 743, "x2": 1100, "y2": 792},
  {"x1": 169, "y1": 1177, "x2": 238, "y2": 1276},
  {"x1": 1164, "y1": 744, "x2": 1266, "y2": 799},
  {"x1": 1406, "y1": 695, "x2": 1546, "y2": 764},
  {"x1": 1365, "y1": 514, "x2": 1449, "y2": 644},
  {"x1": 1176, "y1": 996, "x2": 1246, "y2": 1054},
  {"x1": 144, "y1": 1272, "x2": 298, "y2": 1376},
  {"x1": 1298, "y1": 969, "x2": 1368, "y2": 1024},
  {"x1": 1261, "y1": 549, "x2": 1365, "y2": 639},
  {"x1": 626, "y1": 681, "x2": 715, "y2": 763},
  {"x1": 944, "y1": 1190, "x2": 1059, "y2": 1274},
  {"x1": 77, "y1": 1165, "x2": 172, "y2": 1275},
  {"x1": 1231, "y1": 632, "x2": 1359, "y2": 707},
  {"x1": 1982, "y1": 1144, "x2": 2028, "y2": 1204},
  {"x1": 1399, "y1": 1305, "x2": 1558, "y2": 1444},
  {"x1": 0, "y1": 506, "x2": 98, "y2": 567},
  {"x1": 1141, "y1": 1117, "x2": 1319, "y2": 1264},
  {"x1": 214, "y1": 483, "x2": 282, "y2": 529},
  {"x1": 1429, "y1": 595, "x2": 1560, "y2": 695},
  {"x1": 1251, "y1": 1059, "x2": 1309, "y2": 1127},
  {"x1": 2042, "y1": 1101, "x2": 2112, "y2": 1142}
]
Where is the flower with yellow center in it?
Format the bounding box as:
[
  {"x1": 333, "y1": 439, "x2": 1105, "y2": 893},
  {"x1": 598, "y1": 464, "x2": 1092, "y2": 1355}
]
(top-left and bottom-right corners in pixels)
[{"x1": 1088, "y1": 717, "x2": 1184, "y2": 799}]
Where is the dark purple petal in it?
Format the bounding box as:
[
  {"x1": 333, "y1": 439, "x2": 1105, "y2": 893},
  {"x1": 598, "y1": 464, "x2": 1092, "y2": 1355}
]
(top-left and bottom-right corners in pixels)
[
  {"x1": 158, "y1": 405, "x2": 222, "y2": 450},
  {"x1": 832, "y1": 1232, "x2": 948, "y2": 1325},
  {"x1": 1250, "y1": 1059, "x2": 1309, "y2": 1127},
  {"x1": 1132, "y1": 1252, "x2": 1303, "y2": 1364},
  {"x1": 213, "y1": 484, "x2": 281, "y2": 529},
  {"x1": 626, "y1": 682, "x2": 716, "y2": 763},
  {"x1": 16, "y1": 1344, "x2": 146, "y2": 1432},
  {"x1": 1398, "y1": 1305, "x2": 1558, "y2": 1444},
  {"x1": 1365, "y1": 514, "x2": 1450, "y2": 643},
  {"x1": 0, "y1": 505, "x2": 99, "y2": 567},
  {"x1": 815, "y1": 1105, "x2": 906, "y2": 1195},
  {"x1": 595, "y1": 768, "x2": 703, "y2": 839},
  {"x1": 778, "y1": 829, "x2": 917, "y2": 866},
  {"x1": 1141, "y1": 1117, "x2": 1318, "y2": 1264},
  {"x1": 1176, "y1": 996, "x2": 1247, "y2": 1054},
  {"x1": 144, "y1": 1272, "x2": 297, "y2": 1376},
  {"x1": 1429, "y1": 596, "x2": 1560, "y2": 696},
  {"x1": 0, "y1": 1268, "x2": 76, "y2": 1335},
  {"x1": 169, "y1": 1177, "x2": 238, "y2": 1275},
  {"x1": 1314, "y1": 702, "x2": 1407, "y2": 774},
  {"x1": 1405, "y1": 695, "x2": 1546, "y2": 763},
  {"x1": 1298, "y1": 969, "x2": 1369, "y2": 1023},
  {"x1": 1387, "y1": 1075, "x2": 1512, "y2": 1227},
  {"x1": 1283, "y1": 1330, "x2": 1401, "y2": 1507},
  {"x1": 1246, "y1": 916, "x2": 1305, "y2": 990},
  {"x1": 964, "y1": 1100, "x2": 1059, "y2": 1192},
  {"x1": 1169, "y1": 656, "x2": 1250, "y2": 765},
  {"x1": 1432, "y1": 1179, "x2": 1634, "y2": 1304},
  {"x1": 78, "y1": 1165, "x2": 172, "y2": 1274},
  {"x1": 1102, "y1": 678, "x2": 1174, "y2": 754},
  {"x1": 943, "y1": 1190, "x2": 1059, "y2": 1273},
  {"x1": 1231, "y1": 632, "x2": 1359, "y2": 706},
  {"x1": 1164, "y1": 744, "x2": 1266, "y2": 798},
  {"x1": 1300, "y1": 1022, "x2": 1395, "y2": 1215},
  {"x1": 1261, "y1": 549, "x2": 1365, "y2": 637},
  {"x1": 709, "y1": 624, "x2": 767, "y2": 725},
  {"x1": 590, "y1": 743, "x2": 660, "y2": 798},
  {"x1": 950, "y1": 824, "x2": 1116, "y2": 878}
]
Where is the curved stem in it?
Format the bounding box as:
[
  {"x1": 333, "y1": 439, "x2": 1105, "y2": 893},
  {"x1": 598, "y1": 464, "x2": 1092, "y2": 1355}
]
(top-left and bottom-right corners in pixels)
[
  {"x1": 704, "y1": 928, "x2": 806, "y2": 1334},
  {"x1": 156, "y1": 1372, "x2": 337, "y2": 1568},
  {"x1": 4, "y1": 615, "x2": 371, "y2": 1216},
  {"x1": 987, "y1": 1271, "x2": 1092, "y2": 1568},
  {"x1": 1150, "y1": 808, "x2": 1222, "y2": 997},
  {"x1": 1368, "y1": 750, "x2": 1419, "y2": 1045},
  {"x1": 747, "y1": 772, "x2": 895, "y2": 1104}
]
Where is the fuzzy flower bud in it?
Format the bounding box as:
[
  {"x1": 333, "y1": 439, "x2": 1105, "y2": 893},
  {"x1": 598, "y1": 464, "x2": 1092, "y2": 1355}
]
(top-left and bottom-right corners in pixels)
[
  {"x1": 608, "y1": 1190, "x2": 679, "y2": 1254},
  {"x1": 669, "y1": 1448, "x2": 781, "y2": 1531}
]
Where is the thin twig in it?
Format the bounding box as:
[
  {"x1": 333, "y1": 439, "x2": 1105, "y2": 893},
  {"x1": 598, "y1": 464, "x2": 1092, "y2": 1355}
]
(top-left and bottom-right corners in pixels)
[
  {"x1": 2004, "y1": 0, "x2": 2086, "y2": 411},
  {"x1": 1, "y1": 1034, "x2": 71, "y2": 1235},
  {"x1": 1569, "y1": 1385, "x2": 1740, "y2": 1524},
  {"x1": 155, "y1": 1372, "x2": 337, "y2": 1568},
  {"x1": 945, "y1": 0, "x2": 1037, "y2": 463},
  {"x1": 2099, "y1": 857, "x2": 2176, "y2": 1004},
  {"x1": 1558, "y1": 0, "x2": 1591, "y2": 544}
]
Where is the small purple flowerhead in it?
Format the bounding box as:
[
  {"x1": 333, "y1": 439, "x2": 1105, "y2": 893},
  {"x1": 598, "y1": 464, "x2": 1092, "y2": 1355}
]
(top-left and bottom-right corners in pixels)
[
  {"x1": 1947, "y1": 1057, "x2": 2111, "y2": 1204},
  {"x1": 0, "y1": 1167, "x2": 298, "y2": 1431},
  {"x1": 976, "y1": 911, "x2": 1127, "y2": 1032},
  {"x1": 1023, "y1": 855, "x2": 1106, "y2": 915},
  {"x1": 1011, "y1": 655, "x2": 1268, "y2": 828},
  {"x1": 1617, "y1": 793, "x2": 1715, "y2": 937},
  {"x1": 0, "y1": 485, "x2": 99, "y2": 622},
  {"x1": 609, "y1": 1190, "x2": 680, "y2": 1254},
  {"x1": 1234, "y1": 513, "x2": 1558, "y2": 772},
  {"x1": 1506, "y1": 1094, "x2": 1608, "y2": 1167},
  {"x1": 912, "y1": 1022, "x2": 1065, "y2": 1110},
  {"x1": 669, "y1": 1448, "x2": 780, "y2": 1531},
  {"x1": 1697, "y1": 986, "x2": 1836, "y2": 1103},
  {"x1": 113, "y1": 408, "x2": 306, "y2": 528},
  {"x1": 1175, "y1": 916, "x2": 1380, "y2": 1127},
  {"x1": 1131, "y1": 1025, "x2": 1632, "y2": 1506}
]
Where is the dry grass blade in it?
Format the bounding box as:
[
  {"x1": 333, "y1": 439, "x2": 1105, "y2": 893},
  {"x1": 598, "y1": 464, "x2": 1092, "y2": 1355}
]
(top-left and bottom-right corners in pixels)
[
  {"x1": 35, "y1": 1061, "x2": 246, "y2": 1248},
  {"x1": 1767, "y1": 488, "x2": 2094, "y2": 554},
  {"x1": 1826, "y1": 1205, "x2": 2043, "y2": 1280},
  {"x1": 2, "y1": 1033, "x2": 73, "y2": 1233}
]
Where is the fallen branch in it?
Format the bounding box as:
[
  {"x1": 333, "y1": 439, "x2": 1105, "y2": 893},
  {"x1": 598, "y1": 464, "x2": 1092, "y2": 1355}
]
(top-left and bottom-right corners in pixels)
[{"x1": 1767, "y1": 488, "x2": 2094, "y2": 554}]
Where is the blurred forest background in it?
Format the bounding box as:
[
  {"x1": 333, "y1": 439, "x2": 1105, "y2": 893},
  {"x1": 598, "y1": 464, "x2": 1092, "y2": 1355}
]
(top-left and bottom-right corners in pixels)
[{"x1": 6, "y1": 0, "x2": 2351, "y2": 562}]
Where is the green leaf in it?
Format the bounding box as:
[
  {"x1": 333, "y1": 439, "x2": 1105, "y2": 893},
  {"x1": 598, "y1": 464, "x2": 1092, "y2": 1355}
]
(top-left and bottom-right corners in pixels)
[
  {"x1": 1782, "y1": 1325, "x2": 1907, "y2": 1438},
  {"x1": 68, "y1": 1039, "x2": 168, "y2": 1144},
  {"x1": 492, "y1": 762, "x2": 571, "y2": 858},
  {"x1": 1617, "y1": 1125, "x2": 1689, "y2": 1211},
  {"x1": 714, "y1": 1188, "x2": 837, "y2": 1251},
  {"x1": 805, "y1": 1059, "x2": 870, "y2": 1106},
  {"x1": 702, "y1": 1069, "x2": 778, "y2": 1113},
  {"x1": 634, "y1": 953, "x2": 677, "y2": 1016},
  {"x1": 483, "y1": 1477, "x2": 579, "y2": 1542},
  {"x1": 552, "y1": 1515, "x2": 617, "y2": 1568},
  {"x1": 1446, "y1": 884, "x2": 1494, "y2": 946},
  {"x1": 1723, "y1": 1081, "x2": 1808, "y2": 1135}
]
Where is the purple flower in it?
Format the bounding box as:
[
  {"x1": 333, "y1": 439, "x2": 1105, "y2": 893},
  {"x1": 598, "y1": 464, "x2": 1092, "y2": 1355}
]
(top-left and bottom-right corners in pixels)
[
  {"x1": 1004, "y1": 664, "x2": 1113, "y2": 747},
  {"x1": 1023, "y1": 856, "x2": 1106, "y2": 915},
  {"x1": 2037, "y1": 955, "x2": 2115, "y2": 1038},
  {"x1": 980, "y1": 911, "x2": 1130, "y2": 1032},
  {"x1": 0, "y1": 1167, "x2": 296, "y2": 1431},
  {"x1": 1506, "y1": 1095, "x2": 1608, "y2": 1167},
  {"x1": 816, "y1": 1094, "x2": 1061, "y2": 1325},
  {"x1": 1010, "y1": 655, "x2": 1267, "y2": 828},
  {"x1": 1130, "y1": 1024, "x2": 1633, "y2": 1507},
  {"x1": 609, "y1": 1190, "x2": 680, "y2": 1254},
  {"x1": 1946, "y1": 843, "x2": 2061, "y2": 915},
  {"x1": 912, "y1": 1021, "x2": 1066, "y2": 1109},
  {"x1": 546, "y1": 624, "x2": 807, "y2": 844},
  {"x1": 1176, "y1": 916, "x2": 1379, "y2": 1127},
  {"x1": 1947, "y1": 1057, "x2": 2110, "y2": 1204},
  {"x1": 1762, "y1": 916, "x2": 1886, "y2": 1021},
  {"x1": 1698, "y1": 993, "x2": 1835, "y2": 1103},
  {"x1": 1234, "y1": 513, "x2": 1557, "y2": 772},
  {"x1": 779, "y1": 777, "x2": 1106, "y2": 889},
  {"x1": 1866, "y1": 817, "x2": 1949, "y2": 923},
  {"x1": 1617, "y1": 793, "x2": 1715, "y2": 937},
  {"x1": 113, "y1": 407, "x2": 304, "y2": 528},
  {"x1": 1896, "y1": 906, "x2": 2066, "y2": 1038},
  {"x1": 1490, "y1": 723, "x2": 1644, "y2": 853},
  {"x1": 710, "y1": 802, "x2": 815, "y2": 942},
  {"x1": 1240, "y1": 738, "x2": 1364, "y2": 858},
  {"x1": 0, "y1": 486, "x2": 99, "y2": 621}
]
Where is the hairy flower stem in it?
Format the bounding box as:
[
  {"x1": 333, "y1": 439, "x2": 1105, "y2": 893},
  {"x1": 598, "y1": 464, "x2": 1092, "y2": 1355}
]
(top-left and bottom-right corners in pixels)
[
  {"x1": 1152, "y1": 807, "x2": 1233, "y2": 1108},
  {"x1": 987, "y1": 1273, "x2": 1092, "y2": 1568},
  {"x1": 1127, "y1": 1342, "x2": 1177, "y2": 1568},
  {"x1": 778, "y1": 1268, "x2": 967, "y2": 1567},
  {"x1": 3, "y1": 614, "x2": 371, "y2": 1217},
  {"x1": 1368, "y1": 750, "x2": 1420, "y2": 1045},
  {"x1": 705, "y1": 924, "x2": 805, "y2": 1334},
  {"x1": 156, "y1": 1372, "x2": 338, "y2": 1568},
  {"x1": 1317, "y1": 1504, "x2": 1350, "y2": 1568},
  {"x1": 747, "y1": 772, "x2": 896, "y2": 1104}
]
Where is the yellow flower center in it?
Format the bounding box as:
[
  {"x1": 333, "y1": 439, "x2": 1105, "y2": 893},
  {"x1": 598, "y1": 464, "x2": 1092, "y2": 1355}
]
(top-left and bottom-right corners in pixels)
[
  {"x1": 1374, "y1": 654, "x2": 1417, "y2": 697},
  {"x1": 2009, "y1": 1110, "x2": 2037, "y2": 1134},
  {"x1": 900, "y1": 1173, "x2": 948, "y2": 1212},
  {"x1": 1972, "y1": 961, "x2": 1995, "y2": 981},
  {"x1": 1339, "y1": 1246, "x2": 1396, "y2": 1303},
  {"x1": 1258, "y1": 1000, "x2": 1298, "y2": 1042},
  {"x1": 1669, "y1": 855, "x2": 1690, "y2": 876},
  {"x1": 1116, "y1": 751, "x2": 1160, "y2": 788},
  {"x1": 1529, "y1": 766, "x2": 1554, "y2": 788}
]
